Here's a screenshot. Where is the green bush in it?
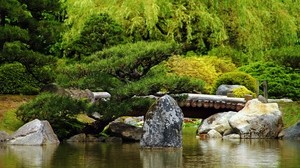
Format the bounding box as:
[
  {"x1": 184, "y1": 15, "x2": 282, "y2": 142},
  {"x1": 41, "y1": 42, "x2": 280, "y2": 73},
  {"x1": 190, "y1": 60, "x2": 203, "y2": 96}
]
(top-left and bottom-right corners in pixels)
[
  {"x1": 165, "y1": 55, "x2": 236, "y2": 93},
  {"x1": 212, "y1": 71, "x2": 258, "y2": 95},
  {"x1": 265, "y1": 46, "x2": 300, "y2": 69},
  {"x1": 239, "y1": 61, "x2": 300, "y2": 100},
  {"x1": 0, "y1": 62, "x2": 40, "y2": 94},
  {"x1": 16, "y1": 93, "x2": 88, "y2": 140}
]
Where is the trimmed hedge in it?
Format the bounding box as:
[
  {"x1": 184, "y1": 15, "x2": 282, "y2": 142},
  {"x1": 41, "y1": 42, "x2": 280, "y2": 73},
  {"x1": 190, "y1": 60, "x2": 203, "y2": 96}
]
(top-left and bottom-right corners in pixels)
[{"x1": 212, "y1": 71, "x2": 258, "y2": 95}]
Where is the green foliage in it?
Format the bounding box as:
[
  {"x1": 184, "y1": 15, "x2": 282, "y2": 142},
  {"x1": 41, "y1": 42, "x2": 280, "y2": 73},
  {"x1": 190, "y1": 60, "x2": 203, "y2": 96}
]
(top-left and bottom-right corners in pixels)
[
  {"x1": 63, "y1": 13, "x2": 127, "y2": 58},
  {"x1": 239, "y1": 61, "x2": 300, "y2": 100},
  {"x1": 16, "y1": 93, "x2": 88, "y2": 140},
  {"x1": 165, "y1": 55, "x2": 236, "y2": 93},
  {"x1": 212, "y1": 71, "x2": 258, "y2": 95},
  {"x1": 265, "y1": 46, "x2": 300, "y2": 69},
  {"x1": 232, "y1": 86, "x2": 256, "y2": 98},
  {"x1": 84, "y1": 41, "x2": 181, "y2": 82},
  {"x1": 1, "y1": 41, "x2": 56, "y2": 84},
  {"x1": 208, "y1": 46, "x2": 249, "y2": 66},
  {"x1": 62, "y1": 0, "x2": 300, "y2": 56},
  {"x1": 55, "y1": 59, "x2": 123, "y2": 91},
  {"x1": 115, "y1": 73, "x2": 205, "y2": 99},
  {"x1": 0, "y1": 0, "x2": 62, "y2": 94},
  {"x1": 0, "y1": 62, "x2": 40, "y2": 94}
]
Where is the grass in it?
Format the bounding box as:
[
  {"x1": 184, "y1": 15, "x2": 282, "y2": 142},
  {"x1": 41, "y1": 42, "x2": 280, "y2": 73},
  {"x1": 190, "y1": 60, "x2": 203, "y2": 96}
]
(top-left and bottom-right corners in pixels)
[
  {"x1": 279, "y1": 101, "x2": 300, "y2": 128},
  {"x1": 0, "y1": 110, "x2": 24, "y2": 133},
  {"x1": 0, "y1": 95, "x2": 34, "y2": 133}
]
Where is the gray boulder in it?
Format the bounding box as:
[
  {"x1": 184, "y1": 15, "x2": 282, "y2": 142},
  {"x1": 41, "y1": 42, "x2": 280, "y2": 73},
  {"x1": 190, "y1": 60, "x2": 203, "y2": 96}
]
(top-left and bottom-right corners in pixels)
[
  {"x1": 140, "y1": 95, "x2": 183, "y2": 148},
  {"x1": 197, "y1": 111, "x2": 237, "y2": 135},
  {"x1": 229, "y1": 99, "x2": 283, "y2": 139},
  {"x1": 216, "y1": 84, "x2": 244, "y2": 95},
  {"x1": 280, "y1": 121, "x2": 300, "y2": 140},
  {"x1": 7, "y1": 119, "x2": 60, "y2": 145},
  {"x1": 105, "y1": 122, "x2": 143, "y2": 142}
]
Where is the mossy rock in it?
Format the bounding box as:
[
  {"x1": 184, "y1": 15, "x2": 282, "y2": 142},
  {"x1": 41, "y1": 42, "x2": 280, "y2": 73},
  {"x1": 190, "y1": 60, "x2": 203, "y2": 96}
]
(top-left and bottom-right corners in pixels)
[{"x1": 232, "y1": 86, "x2": 256, "y2": 98}]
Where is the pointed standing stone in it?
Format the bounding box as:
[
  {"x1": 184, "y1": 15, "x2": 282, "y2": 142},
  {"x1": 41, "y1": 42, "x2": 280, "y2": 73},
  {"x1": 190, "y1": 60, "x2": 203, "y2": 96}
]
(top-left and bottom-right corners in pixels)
[{"x1": 140, "y1": 95, "x2": 183, "y2": 148}]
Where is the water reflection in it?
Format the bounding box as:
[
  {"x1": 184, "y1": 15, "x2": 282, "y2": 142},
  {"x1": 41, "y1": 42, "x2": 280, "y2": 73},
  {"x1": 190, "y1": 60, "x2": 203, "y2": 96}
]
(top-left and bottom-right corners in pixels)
[
  {"x1": 1, "y1": 132, "x2": 300, "y2": 168},
  {"x1": 140, "y1": 148, "x2": 182, "y2": 168},
  {"x1": 183, "y1": 138, "x2": 300, "y2": 168},
  {"x1": 8, "y1": 144, "x2": 58, "y2": 168}
]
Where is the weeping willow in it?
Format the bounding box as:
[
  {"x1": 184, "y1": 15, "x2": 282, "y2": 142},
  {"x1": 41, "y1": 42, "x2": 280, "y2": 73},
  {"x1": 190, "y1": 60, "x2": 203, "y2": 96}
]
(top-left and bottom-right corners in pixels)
[{"x1": 61, "y1": 0, "x2": 300, "y2": 57}]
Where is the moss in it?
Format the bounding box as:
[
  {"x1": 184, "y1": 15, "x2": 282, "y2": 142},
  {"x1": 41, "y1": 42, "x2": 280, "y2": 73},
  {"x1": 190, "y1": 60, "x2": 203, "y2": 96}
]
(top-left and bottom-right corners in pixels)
[{"x1": 232, "y1": 86, "x2": 256, "y2": 98}]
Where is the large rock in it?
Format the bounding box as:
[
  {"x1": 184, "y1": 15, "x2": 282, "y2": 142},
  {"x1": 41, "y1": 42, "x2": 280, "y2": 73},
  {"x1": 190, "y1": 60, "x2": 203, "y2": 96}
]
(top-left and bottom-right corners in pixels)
[
  {"x1": 280, "y1": 121, "x2": 300, "y2": 140},
  {"x1": 216, "y1": 84, "x2": 244, "y2": 95},
  {"x1": 197, "y1": 111, "x2": 237, "y2": 136},
  {"x1": 229, "y1": 99, "x2": 283, "y2": 139},
  {"x1": 140, "y1": 95, "x2": 183, "y2": 148},
  {"x1": 105, "y1": 122, "x2": 143, "y2": 142},
  {"x1": 7, "y1": 119, "x2": 60, "y2": 145}
]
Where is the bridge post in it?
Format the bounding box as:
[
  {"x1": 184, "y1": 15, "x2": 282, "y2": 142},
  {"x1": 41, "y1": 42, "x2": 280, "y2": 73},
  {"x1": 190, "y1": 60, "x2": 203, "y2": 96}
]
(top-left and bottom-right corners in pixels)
[{"x1": 263, "y1": 80, "x2": 268, "y2": 100}]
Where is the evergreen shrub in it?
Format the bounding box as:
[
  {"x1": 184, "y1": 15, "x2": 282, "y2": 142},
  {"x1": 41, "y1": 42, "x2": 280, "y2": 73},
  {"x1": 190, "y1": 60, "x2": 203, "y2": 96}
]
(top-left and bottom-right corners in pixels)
[
  {"x1": 239, "y1": 62, "x2": 300, "y2": 100},
  {"x1": 0, "y1": 62, "x2": 40, "y2": 94},
  {"x1": 16, "y1": 93, "x2": 88, "y2": 140},
  {"x1": 212, "y1": 71, "x2": 258, "y2": 95}
]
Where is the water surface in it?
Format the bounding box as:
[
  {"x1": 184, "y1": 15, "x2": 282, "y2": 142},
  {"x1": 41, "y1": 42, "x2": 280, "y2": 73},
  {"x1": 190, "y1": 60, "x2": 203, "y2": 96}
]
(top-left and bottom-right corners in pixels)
[{"x1": 0, "y1": 129, "x2": 299, "y2": 168}]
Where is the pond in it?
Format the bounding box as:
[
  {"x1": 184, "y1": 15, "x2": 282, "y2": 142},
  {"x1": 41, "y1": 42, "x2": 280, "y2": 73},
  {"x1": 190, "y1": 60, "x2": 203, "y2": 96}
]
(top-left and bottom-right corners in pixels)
[{"x1": 0, "y1": 128, "x2": 299, "y2": 168}]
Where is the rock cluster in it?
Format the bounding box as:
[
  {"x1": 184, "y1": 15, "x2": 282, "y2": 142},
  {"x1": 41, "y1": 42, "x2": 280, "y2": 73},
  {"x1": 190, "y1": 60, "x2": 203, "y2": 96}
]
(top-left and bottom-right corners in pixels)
[{"x1": 198, "y1": 99, "x2": 284, "y2": 139}]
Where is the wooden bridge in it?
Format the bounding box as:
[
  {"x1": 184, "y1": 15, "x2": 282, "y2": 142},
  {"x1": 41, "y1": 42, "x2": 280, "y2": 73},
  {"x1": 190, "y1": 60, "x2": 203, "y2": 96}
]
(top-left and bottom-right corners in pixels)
[
  {"x1": 175, "y1": 93, "x2": 247, "y2": 118},
  {"x1": 93, "y1": 92, "x2": 249, "y2": 119}
]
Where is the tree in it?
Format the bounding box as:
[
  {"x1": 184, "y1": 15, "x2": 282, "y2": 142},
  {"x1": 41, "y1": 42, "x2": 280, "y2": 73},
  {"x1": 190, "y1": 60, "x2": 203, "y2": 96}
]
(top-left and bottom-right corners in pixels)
[
  {"x1": 0, "y1": 0, "x2": 63, "y2": 94},
  {"x1": 56, "y1": 41, "x2": 205, "y2": 119},
  {"x1": 63, "y1": 13, "x2": 127, "y2": 58},
  {"x1": 61, "y1": 0, "x2": 300, "y2": 60}
]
